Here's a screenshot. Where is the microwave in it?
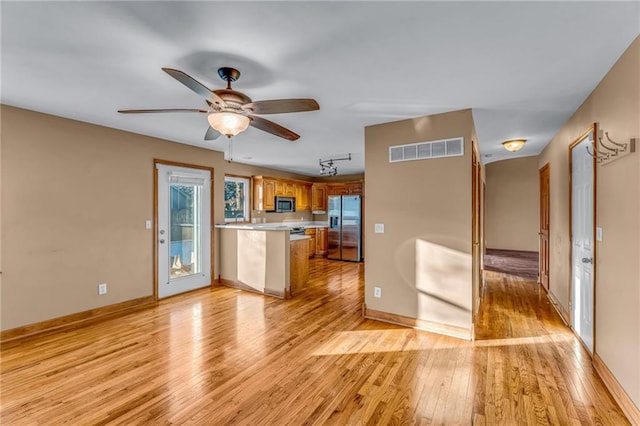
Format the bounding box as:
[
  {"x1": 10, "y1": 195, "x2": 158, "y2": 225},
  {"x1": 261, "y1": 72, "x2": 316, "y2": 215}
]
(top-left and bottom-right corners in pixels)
[{"x1": 273, "y1": 196, "x2": 296, "y2": 213}]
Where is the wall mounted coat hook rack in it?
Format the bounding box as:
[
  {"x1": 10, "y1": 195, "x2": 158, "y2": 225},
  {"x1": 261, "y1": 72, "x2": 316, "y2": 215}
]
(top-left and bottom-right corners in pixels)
[
  {"x1": 598, "y1": 133, "x2": 618, "y2": 156},
  {"x1": 605, "y1": 131, "x2": 635, "y2": 153},
  {"x1": 594, "y1": 125, "x2": 636, "y2": 166},
  {"x1": 586, "y1": 144, "x2": 607, "y2": 163}
]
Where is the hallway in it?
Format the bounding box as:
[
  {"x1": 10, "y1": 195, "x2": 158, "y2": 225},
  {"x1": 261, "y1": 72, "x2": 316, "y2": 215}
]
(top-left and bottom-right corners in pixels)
[
  {"x1": 0, "y1": 258, "x2": 628, "y2": 424},
  {"x1": 473, "y1": 268, "x2": 625, "y2": 424}
]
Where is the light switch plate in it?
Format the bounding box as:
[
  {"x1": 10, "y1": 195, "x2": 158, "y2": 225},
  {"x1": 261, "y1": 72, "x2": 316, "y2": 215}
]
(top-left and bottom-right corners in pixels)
[
  {"x1": 596, "y1": 227, "x2": 603, "y2": 242},
  {"x1": 145, "y1": 220, "x2": 152, "y2": 230},
  {"x1": 374, "y1": 223, "x2": 385, "y2": 233}
]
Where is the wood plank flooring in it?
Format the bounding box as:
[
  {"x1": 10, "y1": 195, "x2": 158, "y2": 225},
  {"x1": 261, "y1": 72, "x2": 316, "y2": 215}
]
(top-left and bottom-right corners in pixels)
[
  {"x1": 484, "y1": 248, "x2": 540, "y2": 280},
  {"x1": 1, "y1": 258, "x2": 627, "y2": 425}
]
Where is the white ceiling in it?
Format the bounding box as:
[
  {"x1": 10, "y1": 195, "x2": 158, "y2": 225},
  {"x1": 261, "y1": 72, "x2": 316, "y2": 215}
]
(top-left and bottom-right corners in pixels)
[{"x1": 2, "y1": 1, "x2": 639, "y2": 176}]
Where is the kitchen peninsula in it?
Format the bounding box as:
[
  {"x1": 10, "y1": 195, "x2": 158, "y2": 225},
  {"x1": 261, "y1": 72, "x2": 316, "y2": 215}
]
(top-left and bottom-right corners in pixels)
[{"x1": 216, "y1": 222, "x2": 327, "y2": 298}]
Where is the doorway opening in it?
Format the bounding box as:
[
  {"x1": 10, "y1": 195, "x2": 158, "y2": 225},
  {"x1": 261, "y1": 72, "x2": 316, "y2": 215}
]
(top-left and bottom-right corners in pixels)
[{"x1": 539, "y1": 163, "x2": 550, "y2": 291}]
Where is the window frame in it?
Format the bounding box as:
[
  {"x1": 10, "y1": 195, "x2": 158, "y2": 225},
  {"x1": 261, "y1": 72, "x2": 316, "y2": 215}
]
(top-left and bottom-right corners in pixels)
[{"x1": 224, "y1": 174, "x2": 251, "y2": 223}]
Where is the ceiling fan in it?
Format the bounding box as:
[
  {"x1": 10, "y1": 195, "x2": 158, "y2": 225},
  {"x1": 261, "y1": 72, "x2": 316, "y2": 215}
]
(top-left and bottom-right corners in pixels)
[{"x1": 118, "y1": 67, "x2": 319, "y2": 141}]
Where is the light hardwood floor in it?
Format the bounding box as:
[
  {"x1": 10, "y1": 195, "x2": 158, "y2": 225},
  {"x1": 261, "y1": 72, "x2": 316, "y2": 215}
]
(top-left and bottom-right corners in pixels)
[{"x1": 1, "y1": 258, "x2": 628, "y2": 425}]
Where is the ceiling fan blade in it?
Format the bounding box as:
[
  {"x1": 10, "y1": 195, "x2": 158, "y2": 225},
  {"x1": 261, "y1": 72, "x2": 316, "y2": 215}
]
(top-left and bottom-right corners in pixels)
[
  {"x1": 118, "y1": 108, "x2": 208, "y2": 114},
  {"x1": 204, "y1": 126, "x2": 222, "y2": 140},
  {"x1": 162, "y1": 67, "x2": 226, "y2": 108},
  {"x1": 249, "y1": 115, "x2": 300, "y2": 141},
  {"x1": 243, "y1": 99, "x2": 319, "y2": 115}
]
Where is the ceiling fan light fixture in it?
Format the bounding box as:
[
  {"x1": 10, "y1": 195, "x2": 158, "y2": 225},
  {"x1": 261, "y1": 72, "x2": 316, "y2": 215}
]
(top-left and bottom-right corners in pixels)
[
  {"x1": 502, "y1": 139, "x2": 527, "y2": 152},
  {"x1": 208, "y1": 112, "x2": 250, "y2": 137}
]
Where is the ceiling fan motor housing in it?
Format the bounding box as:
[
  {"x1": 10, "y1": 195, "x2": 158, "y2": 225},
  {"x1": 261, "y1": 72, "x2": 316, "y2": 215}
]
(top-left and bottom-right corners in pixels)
[
  {"x1": 218, "y1": 67, "x2": 241, "y2": 82},
  {"x1": 214, "y1": 89, "x2": 252, "y2": 111}
]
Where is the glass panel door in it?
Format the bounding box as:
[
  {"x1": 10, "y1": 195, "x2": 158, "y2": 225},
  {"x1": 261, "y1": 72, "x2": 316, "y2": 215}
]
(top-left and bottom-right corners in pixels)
[{"x1": 157, "y1": 164, "x2": 211, "y2": 299}]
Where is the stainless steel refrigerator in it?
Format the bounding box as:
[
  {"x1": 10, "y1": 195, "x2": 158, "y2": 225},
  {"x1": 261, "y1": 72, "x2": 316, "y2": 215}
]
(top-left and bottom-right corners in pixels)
[{"x1": 328, "y1": 195, "x2": 362, "y2": 262}]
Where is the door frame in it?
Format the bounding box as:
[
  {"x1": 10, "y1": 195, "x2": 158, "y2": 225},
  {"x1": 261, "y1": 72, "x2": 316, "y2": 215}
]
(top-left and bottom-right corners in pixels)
[
  {"x1": 471, "y1": 141, "x2": 482, "y2": 334},
  {"x1": 153, "y1": 159, "x2": 215, "y2": 300},
  {"x1": 539, "y1": 162, "x2": 550, "y2": 291},
  {"x1": 568, "y1": 124, "x2": 597, "y2": 354}
]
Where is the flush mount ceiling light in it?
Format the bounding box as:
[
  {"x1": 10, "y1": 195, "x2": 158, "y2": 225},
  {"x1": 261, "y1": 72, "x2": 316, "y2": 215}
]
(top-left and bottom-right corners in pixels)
[
  {"x1": 502, "y1": 139, "x2": 527, "y2": 152},
  {"x1": 207, "y1": 112, "x2": 250, "y2": 137}
]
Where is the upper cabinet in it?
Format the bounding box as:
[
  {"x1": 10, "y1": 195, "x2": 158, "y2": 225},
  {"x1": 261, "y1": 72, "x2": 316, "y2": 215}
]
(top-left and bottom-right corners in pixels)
[
  {"x1": 347, "y1": 181, "x2": 363, "y2": 195},
  {"x1": 326, "y1": 181, "x2": 364, "y2": 196},
  {"x1": 296, "y1": 184, "x2": 311, "y2": 211},
  {"x1": 285, "y1": 182, "x2": 296, "y2": 197},
  {"x1": 253, "y1": 177, "x2": 276, "y2": 211},
  {"x1": 311, "y1": 183, "x2": 327, "y2": 211},
  {"x1": 327, "y1": 183, "x2": 349, "y2": 196},
  {"x1": 254, "y1": 176, "x2": 363, "y2": 212},
  {"x1": 254, "y1": 176, "x2": 312, "y2": 211},
  {"x1": 275, "y1": 181, "x2": 295, "y2": 197}
]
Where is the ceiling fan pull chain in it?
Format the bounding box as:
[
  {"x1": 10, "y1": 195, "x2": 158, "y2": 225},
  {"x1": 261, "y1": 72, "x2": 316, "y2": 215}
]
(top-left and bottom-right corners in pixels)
[{"x1": 227, "y1": 135, "x2": 233, "y2": 162}]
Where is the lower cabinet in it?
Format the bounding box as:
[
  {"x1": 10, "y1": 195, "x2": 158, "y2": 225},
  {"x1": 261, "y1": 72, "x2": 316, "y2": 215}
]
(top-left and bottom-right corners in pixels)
[
  {"x1": 304, "y1": 227, "x2": 328, "y2": 258},
  {"x1": 316, "y1": 228, "x2": 328, "y2": 257},
  {"x1": 305, "y1": 228, "x2": 316, "y2": 258},
  {"x1": 290, "y1": 238, "x2": 309, "y2": 296}
]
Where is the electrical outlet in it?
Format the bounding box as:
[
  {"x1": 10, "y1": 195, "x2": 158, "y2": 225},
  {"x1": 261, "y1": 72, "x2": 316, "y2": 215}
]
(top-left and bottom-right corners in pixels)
[
  {"x1": 374, "y1": 223, "x2": 385, "y2": 233},
  {"x1": 374, "y1": 287, "x2": 382, "y2": 298},
  {"x1": 98, "y1": 283, "x2": 107, "y2": 295}
]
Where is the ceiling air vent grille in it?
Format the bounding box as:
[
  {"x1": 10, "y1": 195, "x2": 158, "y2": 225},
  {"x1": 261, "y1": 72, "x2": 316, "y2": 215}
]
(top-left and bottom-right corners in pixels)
[{"x1": 389, "y1": 137, "x2": 464, "y2": 163}]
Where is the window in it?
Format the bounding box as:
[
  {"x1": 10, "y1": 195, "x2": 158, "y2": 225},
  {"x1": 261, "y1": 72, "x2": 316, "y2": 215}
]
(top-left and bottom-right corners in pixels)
[{"x1": 224, "y1": 175, "x2": 251, "y2": 222}]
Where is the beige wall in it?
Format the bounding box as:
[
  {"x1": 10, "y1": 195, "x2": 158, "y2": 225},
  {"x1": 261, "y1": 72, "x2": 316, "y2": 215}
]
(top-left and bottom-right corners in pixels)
[
  {"x1": 485, "y1": 156, "x2": 540, "y2": 252},
  {"x1": 538, "y1": 36, "x2": 640, "y2": 409},
  {"x1": 364, "y1": 109, "x2": 475, "y2": 333},
  {"x1": 0, "y1": 106, "x2": 313, "y2": 330}
]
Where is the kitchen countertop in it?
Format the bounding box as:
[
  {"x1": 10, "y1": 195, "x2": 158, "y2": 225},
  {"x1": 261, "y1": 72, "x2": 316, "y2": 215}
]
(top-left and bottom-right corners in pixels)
[
  {"x1": 215, "y1": 221, "x2": 328, "y2": 230},
  {"x1": 215, "y1": 224, "x2": 291, "y2": 230},
  {"x1": 283, "y1": 221, "x2": 329, "y2": 229}
]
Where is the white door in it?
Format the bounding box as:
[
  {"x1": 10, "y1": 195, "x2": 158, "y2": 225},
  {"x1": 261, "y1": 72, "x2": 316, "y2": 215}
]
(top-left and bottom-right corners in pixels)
[
  {"x1": 156, "y1": 164, "x2": 211, "y2": 299},
  {"x1": 570, "y1": 131, "x2": 595, "y2": 353}
]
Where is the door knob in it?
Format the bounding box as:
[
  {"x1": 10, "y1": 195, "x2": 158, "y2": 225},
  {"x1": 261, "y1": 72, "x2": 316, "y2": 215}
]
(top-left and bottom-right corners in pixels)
[
  {"x1": 159, "y1": 239, "x2": 165, "y2": 244},
  {"x1": 581, "y1": 257, "x2": 593, "y2": 264}
]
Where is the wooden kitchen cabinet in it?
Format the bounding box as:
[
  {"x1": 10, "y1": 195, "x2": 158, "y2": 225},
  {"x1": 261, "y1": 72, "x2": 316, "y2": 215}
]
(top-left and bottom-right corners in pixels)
[
  {"x1": 290, "y1": 238, "x2": 309, "y2": 296},
  {"x1": 327, "y1": 183, "x2": 349, "y2": 196},
  {"x1": 305, "y1": 228, "x2": 316, "y2": 258},
  {"x1": 275, "y1": 180, "x2": 295, "y2": 197},
  {"x1": 326, "y1": 181, "x2": 363, "y2": 196},
  {"x1": 253, "y1": 177, "x2": 276, "y2": 211},
  {"x1": 311, "y1": 183, "x2": 327, "y2": 211},
  {"x1": 347, "y1": 181, "x2": 363, "y2": 195},
  {"x1": 285, "y1": 182, "x2": 295, "y2": 197},
  {"x1": 295, "y1": 183, "x2": 312, "y2": 211},
  {"x1": 254, "y1": 176, "x2": 362, "y2": 212},
  {"x1": 316, "y1": 227, "x2": 328, "y2": 257}
]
